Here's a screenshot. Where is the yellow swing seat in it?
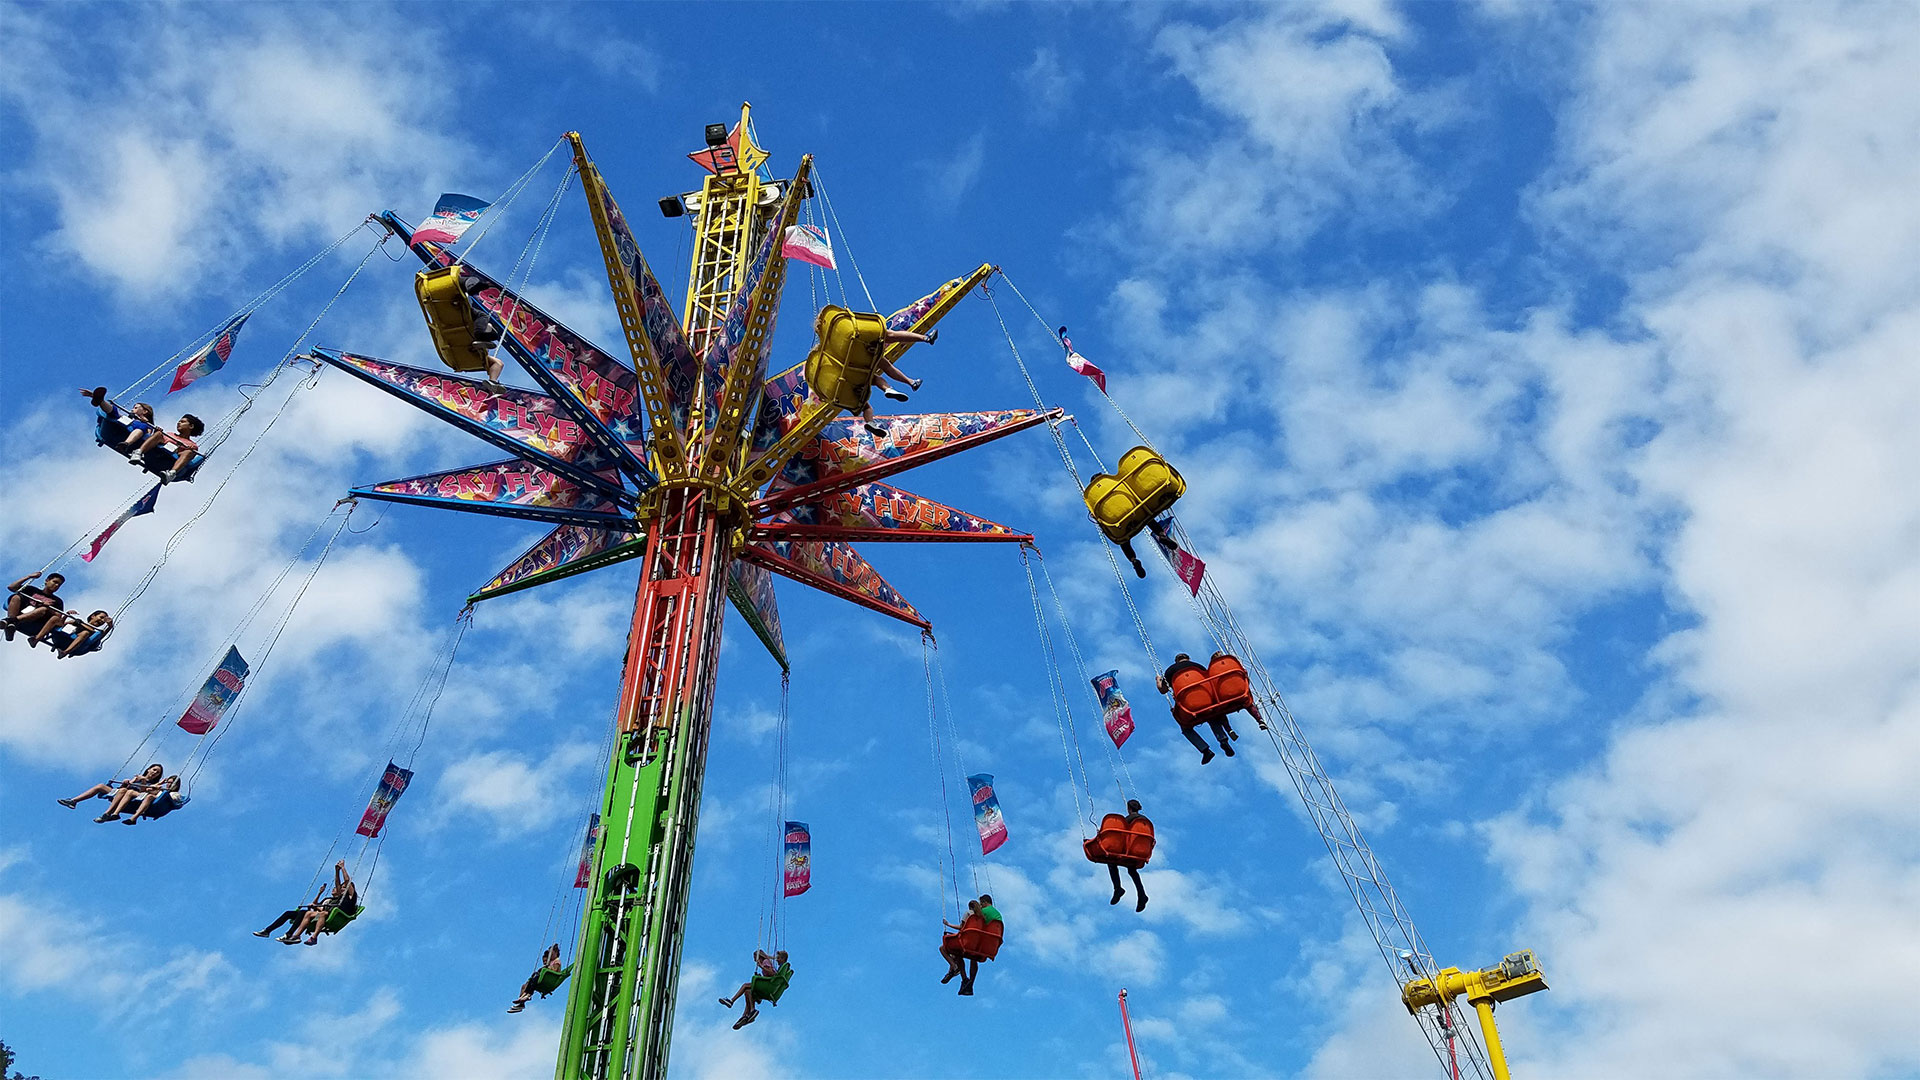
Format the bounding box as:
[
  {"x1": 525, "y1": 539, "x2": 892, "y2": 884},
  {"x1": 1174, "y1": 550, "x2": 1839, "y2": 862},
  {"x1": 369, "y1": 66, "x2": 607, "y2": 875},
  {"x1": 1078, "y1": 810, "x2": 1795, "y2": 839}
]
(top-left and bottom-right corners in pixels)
[
  {"x1": 415, "y1": 266, "x2": 491, "y2": 374},
  {"x1": 803, "y1": 305, "x2": 890, "y2": 411},
  {"x1": 1083, "y1": 446, "x2": 1186, "y2": 544}
]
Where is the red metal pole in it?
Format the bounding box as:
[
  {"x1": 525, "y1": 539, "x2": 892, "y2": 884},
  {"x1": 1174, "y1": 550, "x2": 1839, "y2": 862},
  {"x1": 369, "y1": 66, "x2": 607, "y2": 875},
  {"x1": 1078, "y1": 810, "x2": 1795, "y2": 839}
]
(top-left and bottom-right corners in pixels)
[{"x1": 1119, "y1": 988, "x2": 1142, "y2": 1080}]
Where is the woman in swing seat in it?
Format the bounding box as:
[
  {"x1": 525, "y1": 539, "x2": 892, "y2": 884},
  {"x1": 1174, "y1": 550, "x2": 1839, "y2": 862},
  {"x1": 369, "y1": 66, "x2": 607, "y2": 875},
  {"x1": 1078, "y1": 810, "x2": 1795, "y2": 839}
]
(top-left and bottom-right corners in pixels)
[
  {"x1": 717, "y1": 948, "x2": 789, "y2": 1029},
  {"x1": 58, "y1": 763, "x2": 163, "y2": 818},
  {"x1": 938, "y1": 899, "x2": 984, "y2": 991},
  {"x1": 35, "y1": 609, "x2": 113, "y2": 658},
  {"x1": 121, "y1": 775, "x2": 188, "y2": 824},
  {"x1": 508, "y1": 944, "x2": 564, "y2": 1013}
]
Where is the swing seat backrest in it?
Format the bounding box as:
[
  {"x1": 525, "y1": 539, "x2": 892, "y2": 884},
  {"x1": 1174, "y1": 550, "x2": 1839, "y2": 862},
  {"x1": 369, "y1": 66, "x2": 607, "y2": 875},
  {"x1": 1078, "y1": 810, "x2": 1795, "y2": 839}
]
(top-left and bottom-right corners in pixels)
[
  {"x1": 955, "y1": 919, "x2": 1003, "y2": 962},
  {"x1": 1206, "y1": 655, "x2": 1253, "y2": 710},
  {"x1": 416, "y1": 266, "x2": 491, "y2": 374},
  {"x1": 95, "y1": 412, "x2": 131, "y2": 451},
  {"x1": 1084, "y1": 812, "x2": 1156, "y2": 869},
  {"x1": 803, "y1": 305, "x2": 889, "y2": 412},
  {"x1": 750, "y1": 961, "x2": 794, "y2": 1003},
  {"x1": 529, "y1": 963, "x2": 572, "y2": 996},
  {"x1": 1083, "y1": 447, "x2": 1186, "y2": 544},
  {"x1": 323, "y1": 904, "x2": 364, "y2": 934},
  {"x1": 1172, "y1": 656, "x2": 1255, "y2": 727}
]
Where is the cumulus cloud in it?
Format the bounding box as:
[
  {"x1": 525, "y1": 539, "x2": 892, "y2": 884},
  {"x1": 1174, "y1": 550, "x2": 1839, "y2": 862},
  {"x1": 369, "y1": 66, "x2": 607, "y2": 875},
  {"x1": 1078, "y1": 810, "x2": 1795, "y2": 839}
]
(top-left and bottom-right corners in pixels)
[
  {"x1": 0, "y1": 5, "x2": 465, "y2": 300},
  {"x1": 1085, "y1": 1, "x2": 1920, "y2": 1077}
]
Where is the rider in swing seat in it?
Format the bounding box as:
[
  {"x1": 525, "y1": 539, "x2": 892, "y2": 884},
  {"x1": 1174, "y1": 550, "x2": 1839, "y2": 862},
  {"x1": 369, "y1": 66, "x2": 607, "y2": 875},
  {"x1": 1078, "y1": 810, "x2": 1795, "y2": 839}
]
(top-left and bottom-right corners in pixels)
[
  {"x1": 3, "y1": 572, "x2": 65, "y2": 642},
  {"x1": 459, "y1": 268, "x2": 507, "y2": 386},
  {"x1": 58, "y1": 763, "x2": 163, "y2": 819},
  {"x1": 718, "y1": 948, "x2": 792, "y2": 1029},
  {"x1": 121, "y1": 775, "x2": 189, "y2": 824},
  {"x1": 36, "y1": 609, "x2": 114, "y2": 658},
  {"x1": 508, "y1": 943, "x2": 566, "y2": 1013},
  {"x1": 1106, "y1": 799, "x2": 1152, "y2": 911}
]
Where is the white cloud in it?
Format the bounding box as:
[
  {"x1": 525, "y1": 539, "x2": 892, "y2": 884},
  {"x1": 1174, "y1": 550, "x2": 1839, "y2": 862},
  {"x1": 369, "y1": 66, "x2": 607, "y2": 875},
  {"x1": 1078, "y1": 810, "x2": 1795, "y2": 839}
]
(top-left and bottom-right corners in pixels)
[
  {"x1": 0, "y1": 854, "x2": 238, "y2": 1013},
  {"x1": 432, "y1": 743, "x2": 601, "y2": 837},
  {"x1": 923, "y1": 132, "x2": 988, "y2": 213},
  {"x1": 1094, "y1": 1, "x2": 1920, "y2": 1076},
  {"x1": 1018, "y1": 47, "x2": 1080, "y2": 120},
  {"x1": 1117, "y1": 2, "x2": 1446, "y2": 263},
  {"x1": 0, "y1": 5, "x2": 466, "y2": 300}
]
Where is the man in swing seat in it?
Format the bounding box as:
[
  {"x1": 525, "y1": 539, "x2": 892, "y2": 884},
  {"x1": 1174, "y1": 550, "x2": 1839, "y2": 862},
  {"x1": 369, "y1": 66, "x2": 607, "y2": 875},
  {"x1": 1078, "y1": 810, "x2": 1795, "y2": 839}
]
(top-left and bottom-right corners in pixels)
[
  {"x1": 1157, "y1": 653, "x2": 1235, "y2": 763},
  {"x1": 508, "y1": 943, "x2": 565, "y2": 1013},
  {"x1": 458, "y1": 267, "x2": 507, "y2": 386},
  {"x1": 3, "y1": 572, "x2": 65, "y2": 642},
  {"x1": 718, "y1": 948, "x2": 791, "y2": 1029},
  {"x1": 1108, "y1": 799, "x2": 1152, "y2": 912}
]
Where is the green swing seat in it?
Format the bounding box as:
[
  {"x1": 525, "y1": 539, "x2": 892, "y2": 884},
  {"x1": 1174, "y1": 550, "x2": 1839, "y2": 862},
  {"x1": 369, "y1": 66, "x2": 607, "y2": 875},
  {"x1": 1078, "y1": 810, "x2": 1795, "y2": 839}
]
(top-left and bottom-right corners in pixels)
[
  {"x1": 750, "y1": 962, "x2": 794, "y2": 1005},
  {"x1": 528, "y1": 963, "x2": 573, "y2": 997},
  {"x1": 323, "y1": 904, "x2": 364, "y2": 934}
]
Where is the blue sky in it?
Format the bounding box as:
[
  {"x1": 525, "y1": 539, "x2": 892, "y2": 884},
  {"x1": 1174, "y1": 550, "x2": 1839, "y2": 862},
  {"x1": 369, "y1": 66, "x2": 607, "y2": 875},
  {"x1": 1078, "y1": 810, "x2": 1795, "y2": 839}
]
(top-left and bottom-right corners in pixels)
[{"x1": 3, "y1": 2, "x2": 1918, "y2": 1079}]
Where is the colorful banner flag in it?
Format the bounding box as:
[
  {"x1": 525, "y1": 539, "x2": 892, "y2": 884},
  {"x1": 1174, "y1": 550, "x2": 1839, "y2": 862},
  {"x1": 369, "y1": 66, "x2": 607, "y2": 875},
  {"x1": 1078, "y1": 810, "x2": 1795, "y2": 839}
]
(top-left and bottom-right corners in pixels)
[
  {"x1": 177, "y1": 646, "x2": 248, "y2": 735},
  {"x1": 781, "y1": 224, "x2": 836, "y2": 270},
  {"x1": 356, "y1": 761, "x2": 415, "y2": 838},
  {"x1": 1150, "y1": 517, "x2": 1206, "y2": 595},
  {"x1": 783, "y1": 820, "x2": 812, "y2": 897},
  {"x1": 574, "y1": 813, "x2": 602, "y2": 888},
  {"x1": 413, "y1": 193, "x2": 491, "y2": 245},
  {"x1": 1058, "y1": 326, "x2": 1107, "y2": 393},
  {"x1": 1091, "y1": 670, "x2": 1136, "y2": 748},
  {"x1": 967, "y1": 774, "x2": 1009, "y2": 855},
  {"x1": 169, "y1": 312, "x2": 250, "y2": 393},
  {"x1": 82, "y1": 483, "x2": 160, "y2": 563}
]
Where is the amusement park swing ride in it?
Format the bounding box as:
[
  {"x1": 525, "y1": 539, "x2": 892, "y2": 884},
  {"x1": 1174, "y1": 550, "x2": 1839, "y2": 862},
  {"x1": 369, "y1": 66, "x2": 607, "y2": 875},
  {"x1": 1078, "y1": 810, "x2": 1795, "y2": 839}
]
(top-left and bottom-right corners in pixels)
[{"x1": 21, "y1": 105, "x2": 1548, "y2": 1080}]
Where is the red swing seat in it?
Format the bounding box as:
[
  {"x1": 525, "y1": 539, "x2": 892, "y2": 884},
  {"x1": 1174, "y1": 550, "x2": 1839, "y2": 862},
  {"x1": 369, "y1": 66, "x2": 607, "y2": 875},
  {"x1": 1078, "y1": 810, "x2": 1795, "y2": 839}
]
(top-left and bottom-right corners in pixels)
[
  {"x1": 1171, "y1": 654, "x2": 1258, "y2": 729},
  {"x1": 1082, "y1": 812, "x2": 1156, "y2": 870},
  {"x1": 942, "y1": 915, "x2": 1004, "y2": 962}
]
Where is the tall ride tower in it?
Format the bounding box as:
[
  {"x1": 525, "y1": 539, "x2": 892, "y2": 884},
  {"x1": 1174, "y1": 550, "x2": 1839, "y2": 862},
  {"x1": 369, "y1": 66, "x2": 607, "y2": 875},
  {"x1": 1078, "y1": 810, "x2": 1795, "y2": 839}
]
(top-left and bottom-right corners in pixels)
[{"x1": 322, "y1": 105, "x2": 1053, "y2": 1080}]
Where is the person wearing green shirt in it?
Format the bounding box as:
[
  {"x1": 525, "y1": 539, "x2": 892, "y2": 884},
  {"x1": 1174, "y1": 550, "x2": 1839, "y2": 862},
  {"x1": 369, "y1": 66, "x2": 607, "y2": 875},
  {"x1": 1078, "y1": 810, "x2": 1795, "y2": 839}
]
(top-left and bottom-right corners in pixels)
[{"x1": 958, "y1": 895, "x2": 1003, "y2": 996}]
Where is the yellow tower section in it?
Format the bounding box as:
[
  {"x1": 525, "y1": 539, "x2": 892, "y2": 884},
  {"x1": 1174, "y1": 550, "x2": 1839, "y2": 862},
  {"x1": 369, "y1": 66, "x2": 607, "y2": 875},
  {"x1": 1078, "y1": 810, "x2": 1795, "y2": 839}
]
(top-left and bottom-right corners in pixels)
[{"x1": 681, "y1": 102, "x2": 778, "y2": 428}]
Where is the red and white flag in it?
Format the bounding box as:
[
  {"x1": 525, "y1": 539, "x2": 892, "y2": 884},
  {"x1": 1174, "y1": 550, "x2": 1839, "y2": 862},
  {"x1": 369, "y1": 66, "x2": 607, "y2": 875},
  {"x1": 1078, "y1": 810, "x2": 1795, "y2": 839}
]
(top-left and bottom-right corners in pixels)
[
  {"x1": 414, "y1": 193, "x2": 490, "y2": 245},
  {"x1": 1058, "y1": 326, "x2": 1106, "y2": 393},
  {"x1": 83, "y1": 483, "x2": 160, "y2": 562},
  {"x1": 781, "y1": 224, "x2": 836, "y2": 270}
]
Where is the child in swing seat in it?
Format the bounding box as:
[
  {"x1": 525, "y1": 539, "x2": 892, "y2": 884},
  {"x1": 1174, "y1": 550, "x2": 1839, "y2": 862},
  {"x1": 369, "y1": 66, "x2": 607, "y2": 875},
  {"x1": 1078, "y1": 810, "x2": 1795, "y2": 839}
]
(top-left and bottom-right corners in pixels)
[
  {"x1": 135, "y1": 414, "x2": 205, "y2": 481},
  {"x1": 508, "y1": 943, "x2": 564, "y2": 1013},
  {"x1": 718, "y1": 948, "x2": 788, "y2": 1029},
  {"x1": 82, "y1": 387, "x2": 158, "y2": 455}
]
